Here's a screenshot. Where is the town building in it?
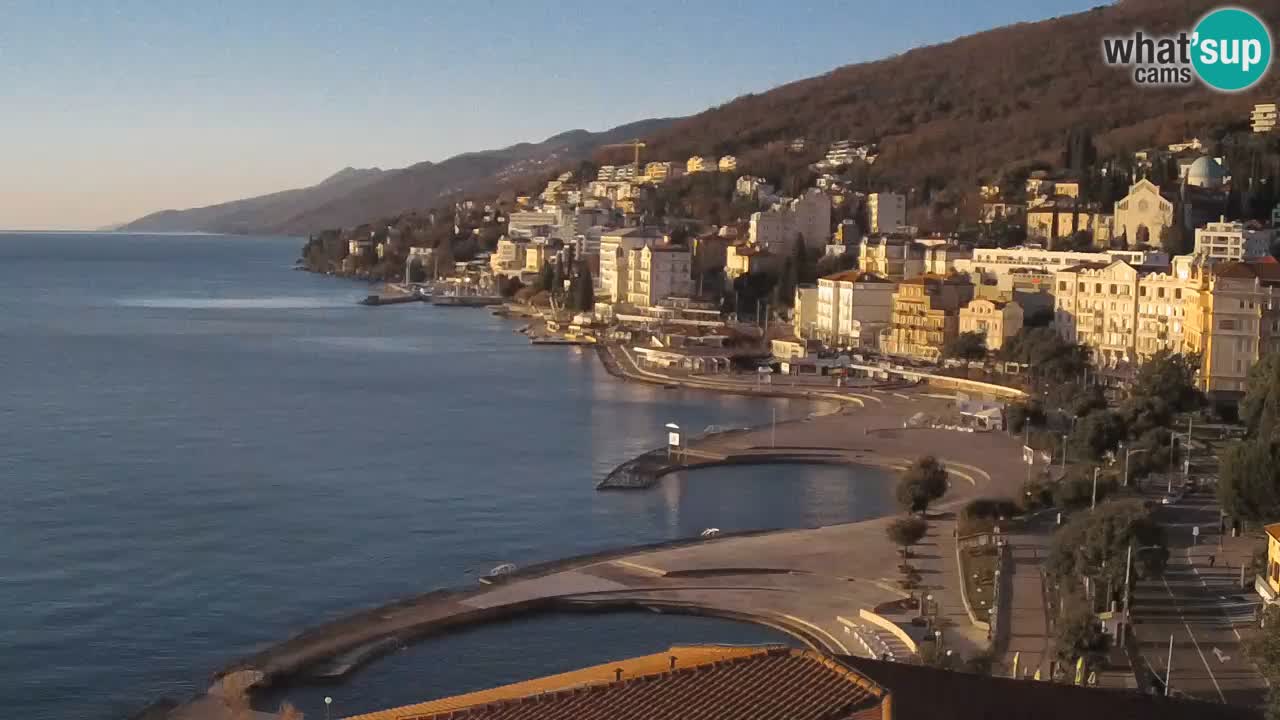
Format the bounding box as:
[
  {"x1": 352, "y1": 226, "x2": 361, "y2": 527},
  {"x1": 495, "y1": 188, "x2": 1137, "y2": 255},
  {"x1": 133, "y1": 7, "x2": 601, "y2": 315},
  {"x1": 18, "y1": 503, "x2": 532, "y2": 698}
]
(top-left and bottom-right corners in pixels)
[
  {"x1": 815, "y1": 270, "x2": 896, "y2": 347},
  {"x1": 489, "y1": 236, "x2": 527, "y2": 276},
  {"x1": 959, "y1": 297, "x2": 1024, "y2": 351},
  {"x1": 507, "y1": 211, "x2": 560, "y2": 240},
  {"x1": 718, "y1": 155, "x2": 738, "y2": 172},
  {"x1": 1254, "y1": 102, "x2": 1278, "y2": 133},
  {"x1": 1260, "y1": 523, "x2": 1280, "y2": 603},
  {"x1": 643, "y1": 161, "x2": 682, "y2": 184},
  {"x1": 792, "y1": 285, "x2": 819, "y2": 338},
  {"x1": 1054, "y1": 180, "x2": 1082, "y2": 199},
  {"x1": 686, "y1": 155, "x2": 717, "y2": 173},
  {"x1": 880, "y1": 275, "x2": 975, "y2": 361},
  {"x1": 955, "y1": 246, "x2": 1167, "y2": 285},
  {"x1": 1185, "y1": 257, "x2": 1280, "y2": 396},
  {"x1": 735, "y1": 175, "x2": 775, "y2": 201},
  {"x1": 859, "y1": 235, "x2": 924, "y2": 280},
  {"x1": 725, "y1": 243, "x2": 780, "y2": 278},
  {"x1": 867, "y1": 192, "x2": 906, "y2": 234},
  {"x1": 1113, "y1": 179, "x2": 1174, "y2": 247},
  {"x1": 1194, "y1": 217, "x2": 1274, "y2": 263},
  {"x1": 822, "y1": 139, "x2": 874, "y2": 167},
  {"x1": 1185, "y1": 155, "x2": 1228, "y2": 190},
  {"x1": 626, "y1": 244, "x2": 693, "y2": 307},
  {"x1": 1026, "y1": 201, "x2": 1112, "y2": 244},
  {"x1": 1025, "y1": 172, "x2": 1055, "y2": 198},
  {"x1": 922, "y1": 244, "x2": 971, "y2": 276},
  {"x1": 979, "y1": 202, "x2": 1026, "y2": 224},
  {"x1": 598, "y1": 227, "x2": 668, "y2": 301},
  {"x1": 748, "y1": 189, "x2": 832, "y2": 253}
]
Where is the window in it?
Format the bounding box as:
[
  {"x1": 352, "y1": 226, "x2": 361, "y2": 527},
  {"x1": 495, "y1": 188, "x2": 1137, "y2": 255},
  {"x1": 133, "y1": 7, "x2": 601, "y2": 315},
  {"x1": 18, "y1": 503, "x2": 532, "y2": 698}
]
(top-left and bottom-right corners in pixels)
[
  {"x1": 1140, "y1": 286, "x2": 1147, "y2": 297},
  {"x1": 1078, "y1": 283, "x2": 1085, "y2": 292},
  {"x1": 1095, "y1": 283, "x2": 1102, "y2": 293},
  {"x1": 1059, "y1": 281, "x2": 1067, "y2": 291},
  {"x1": 1110, "y1": 284, "x2": 1117, "y2": 294},
  {"x1": 1157, "y1": 288, "x2": 1165, "y2": 298},
  {"x1": 1175, "y1": 289, "x2": 1182, "y2": 300},
  {"x1": 1220, "y1": 319, "x2": 1237, "y2": 330}
]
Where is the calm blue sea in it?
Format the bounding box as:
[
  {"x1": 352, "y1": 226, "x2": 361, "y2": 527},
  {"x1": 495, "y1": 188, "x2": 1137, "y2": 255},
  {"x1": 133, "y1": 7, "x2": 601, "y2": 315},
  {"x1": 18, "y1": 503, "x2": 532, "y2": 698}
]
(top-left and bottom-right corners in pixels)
[{"x1": 0, "y1": 233, "x2": 894, "y2": 719}]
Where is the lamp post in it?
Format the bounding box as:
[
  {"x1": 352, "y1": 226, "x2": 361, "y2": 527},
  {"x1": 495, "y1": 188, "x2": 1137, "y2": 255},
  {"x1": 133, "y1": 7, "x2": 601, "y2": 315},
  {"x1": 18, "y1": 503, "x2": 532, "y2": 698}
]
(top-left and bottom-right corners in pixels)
[
  {"x1": 1123, "y1": 447, "x2": 1149, "y2": 488},
  {"x1": 324, "y1": 696, "x2": 333, "y2": 720},
  {"x1": 1091, "y1": 467, "x2": 1101, "y2": 510}
]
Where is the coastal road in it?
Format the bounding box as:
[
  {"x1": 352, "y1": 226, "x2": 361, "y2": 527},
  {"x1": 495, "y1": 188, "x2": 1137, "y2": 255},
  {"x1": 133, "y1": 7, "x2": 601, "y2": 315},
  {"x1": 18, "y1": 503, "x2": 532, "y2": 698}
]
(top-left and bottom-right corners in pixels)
[{"x1": 1129, "y1": 492, "x2": 1267, "y2": 706}]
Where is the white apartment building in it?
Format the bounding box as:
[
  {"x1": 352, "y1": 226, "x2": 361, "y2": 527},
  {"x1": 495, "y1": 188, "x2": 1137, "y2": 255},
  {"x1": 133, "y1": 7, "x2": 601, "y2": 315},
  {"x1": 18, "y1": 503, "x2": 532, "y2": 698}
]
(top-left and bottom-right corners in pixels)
[
  {"x1": 748, "y1": 189, "x2": 832, "y2": 253},
  {"x1": 859, "y1": 236, "x2": 924, "y2": 280},
  {"x1": 815, "y1": 271, "x2": 896, "y2": 347},
  {"x1": 508, "y1": 211, "x2": 560, "y2": 240},
  {"x1": 1253, "y1": 103, "x2": 1278, "y2": 134},
  {"x1": 867, "y1": 193, "x2": 906, "y2": 234},
  {"x1": 626, "y1": 245, "x2": 693, "y2": 307},
  {"x1": 599, "y1": 227, "x2": 668, "y2": 301},
  {"x1": 822, "y1": 140, "x2": 873, "y2": 167},
  {"x1": 794, "y1": 286, "x2": 819, "y2": 338},
  {"x1": 1053, "y1": 257, "x2": 1197, "y2": 369},
  {"x1": 735, "y1": 175, "x2": 775, "y2": 201},
  {"x1": 955, "y1": 246, "x2": 1168, "y2": 284},
  {"x1": 1194, "y1": 218, "x2": 1274, "y2": 263}
]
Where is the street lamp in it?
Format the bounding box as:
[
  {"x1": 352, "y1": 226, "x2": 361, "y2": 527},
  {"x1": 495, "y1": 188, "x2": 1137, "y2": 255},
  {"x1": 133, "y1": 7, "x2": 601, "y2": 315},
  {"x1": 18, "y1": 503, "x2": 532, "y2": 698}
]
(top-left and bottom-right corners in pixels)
[
  {"x1": 1123, "y1": 447, "x2": 1149, "y2": 488},
  {"x1": 1091, "y1": 467, "x2": 1101, "y2": 510},
  {"x1": 324, "y1": 696, "x2": 333, "y2": 720}
]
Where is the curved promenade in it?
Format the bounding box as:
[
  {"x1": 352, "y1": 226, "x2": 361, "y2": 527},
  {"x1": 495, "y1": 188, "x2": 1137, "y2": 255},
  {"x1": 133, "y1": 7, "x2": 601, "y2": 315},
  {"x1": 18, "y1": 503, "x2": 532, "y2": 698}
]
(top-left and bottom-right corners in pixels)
[{"x1": 168, "y1": 355, "x2": 1033, "y2": 720}]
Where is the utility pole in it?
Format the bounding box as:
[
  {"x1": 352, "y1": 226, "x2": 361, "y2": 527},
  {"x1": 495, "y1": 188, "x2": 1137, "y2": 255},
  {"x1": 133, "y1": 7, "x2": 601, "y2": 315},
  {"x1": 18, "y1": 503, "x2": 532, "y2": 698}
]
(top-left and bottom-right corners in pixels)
[
  {"x1": 1092, "y1": 467, "x2": 1100, "y2": 510},
  {"x1": 1122, "y1": 544, "x2": 1133, "y2": 644}
]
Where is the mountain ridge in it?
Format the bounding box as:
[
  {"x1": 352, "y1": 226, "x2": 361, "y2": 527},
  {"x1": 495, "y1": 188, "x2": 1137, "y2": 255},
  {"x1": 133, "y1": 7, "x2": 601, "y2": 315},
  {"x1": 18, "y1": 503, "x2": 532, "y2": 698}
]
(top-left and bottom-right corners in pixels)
[{"x1": 121, "y1": 119, "x2": 676, "y2": 236}]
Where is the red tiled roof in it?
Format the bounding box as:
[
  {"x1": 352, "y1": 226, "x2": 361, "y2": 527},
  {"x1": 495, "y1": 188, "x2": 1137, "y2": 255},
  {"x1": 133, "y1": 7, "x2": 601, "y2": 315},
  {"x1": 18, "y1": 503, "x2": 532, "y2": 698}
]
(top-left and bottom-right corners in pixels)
[
  {"x1": 839, "y1": 656, "x2": 1259, "y2": 720},
  {"x1": 364, "y1": 648, "x2": 883, "y2": 720}
]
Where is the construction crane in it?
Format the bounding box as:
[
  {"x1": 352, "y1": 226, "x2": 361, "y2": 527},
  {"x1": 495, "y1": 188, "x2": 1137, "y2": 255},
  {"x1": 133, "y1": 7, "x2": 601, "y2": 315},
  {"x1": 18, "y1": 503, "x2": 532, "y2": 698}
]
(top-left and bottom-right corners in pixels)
[{"x1": 601, "y1": 139, "x2": 647, "y2": 167}]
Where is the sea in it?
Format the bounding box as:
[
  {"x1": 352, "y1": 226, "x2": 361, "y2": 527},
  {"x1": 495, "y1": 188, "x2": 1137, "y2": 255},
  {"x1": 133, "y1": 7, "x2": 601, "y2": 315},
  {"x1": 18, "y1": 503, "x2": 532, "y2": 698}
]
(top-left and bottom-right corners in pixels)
[{"x1": 0, "y1": 233, "x2": 895, "y2": 719}]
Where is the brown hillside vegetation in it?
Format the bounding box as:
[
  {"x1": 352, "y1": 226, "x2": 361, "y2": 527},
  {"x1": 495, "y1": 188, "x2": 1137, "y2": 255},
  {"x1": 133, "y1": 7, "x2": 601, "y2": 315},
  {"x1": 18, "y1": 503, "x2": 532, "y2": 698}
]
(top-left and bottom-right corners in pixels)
[{"x1": 639, "y1": 0, "x2": 1280, "y2": 193}]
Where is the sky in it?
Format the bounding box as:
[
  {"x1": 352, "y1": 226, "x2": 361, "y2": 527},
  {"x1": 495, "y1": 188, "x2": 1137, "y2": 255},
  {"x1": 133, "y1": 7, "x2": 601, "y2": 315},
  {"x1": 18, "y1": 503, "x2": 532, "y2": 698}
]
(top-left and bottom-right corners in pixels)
[{"x1": 0, "y1": 0, "x2": 1106, "y2": 230}]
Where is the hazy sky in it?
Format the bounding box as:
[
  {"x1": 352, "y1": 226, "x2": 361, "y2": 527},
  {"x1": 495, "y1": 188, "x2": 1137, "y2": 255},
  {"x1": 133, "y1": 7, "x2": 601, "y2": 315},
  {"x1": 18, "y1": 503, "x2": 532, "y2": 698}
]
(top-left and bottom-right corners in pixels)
[{"x1": 1, "y1": 0, "x2": 1104, "y2": 230}]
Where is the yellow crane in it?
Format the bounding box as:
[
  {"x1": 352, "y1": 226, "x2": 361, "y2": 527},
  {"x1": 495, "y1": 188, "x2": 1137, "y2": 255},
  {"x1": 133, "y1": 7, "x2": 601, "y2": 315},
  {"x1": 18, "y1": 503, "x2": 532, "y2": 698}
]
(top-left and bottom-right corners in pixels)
[{"x1": 601, "y1": 139, "x2": 647, "y2": 168}]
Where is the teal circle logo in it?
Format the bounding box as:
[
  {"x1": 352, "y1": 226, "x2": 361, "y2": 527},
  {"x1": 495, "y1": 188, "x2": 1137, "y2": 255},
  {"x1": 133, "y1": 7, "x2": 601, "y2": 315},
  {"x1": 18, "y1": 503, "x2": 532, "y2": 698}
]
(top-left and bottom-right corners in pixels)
[{"x1": 1192, "y1": 7, "x2": 1272, "y2": 92}]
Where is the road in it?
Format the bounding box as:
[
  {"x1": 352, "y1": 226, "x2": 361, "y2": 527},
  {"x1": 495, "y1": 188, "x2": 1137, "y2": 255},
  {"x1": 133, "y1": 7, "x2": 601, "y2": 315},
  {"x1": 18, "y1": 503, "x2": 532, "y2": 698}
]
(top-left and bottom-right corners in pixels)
[{"x1": 1128, "y1": 489, "x2": 1268, "y2": 706}]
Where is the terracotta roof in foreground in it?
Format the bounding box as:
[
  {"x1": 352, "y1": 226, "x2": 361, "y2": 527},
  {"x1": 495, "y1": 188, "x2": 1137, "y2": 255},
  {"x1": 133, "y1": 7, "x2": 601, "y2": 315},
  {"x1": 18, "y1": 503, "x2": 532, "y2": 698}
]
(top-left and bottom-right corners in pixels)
[
  {"x1": 839, "y1": 655, "x2": 1260, "y2": 720},
  {"x1": 344, "y1": 646, "x2": 883, "y2": 720}
]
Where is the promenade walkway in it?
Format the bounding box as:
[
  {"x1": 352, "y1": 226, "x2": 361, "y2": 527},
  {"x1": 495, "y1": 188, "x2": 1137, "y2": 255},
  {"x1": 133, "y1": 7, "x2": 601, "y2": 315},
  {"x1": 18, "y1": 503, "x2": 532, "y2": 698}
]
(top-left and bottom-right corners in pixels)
[{"x1": 166, "y1": 356, "x2": 1038, "y2": 720}]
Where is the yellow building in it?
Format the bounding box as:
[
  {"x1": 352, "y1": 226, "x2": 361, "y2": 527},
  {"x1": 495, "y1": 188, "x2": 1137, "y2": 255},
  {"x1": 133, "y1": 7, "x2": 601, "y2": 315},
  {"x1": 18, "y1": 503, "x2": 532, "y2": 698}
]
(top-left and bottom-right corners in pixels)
[
  {"x1": 1260, "y1": 523, "x2": 1280, "y2": 603},
  {"x1": 1027, "y1": 203, "x2": 1112, "y2": 245},
  {"x1": 1185, "y1": 258, "x2": 1280, "y2": 395},
  {"x1": 686, "y1": 155, "x2": 717, "y2": 173},
  {"x1": 959, "y1": 297, "x2": 1023, "y2": 351},
  {"x1": 718, "y1": 155, "x2": 738, "y2": 172},
  {"x1": 725, "y1": 243, "x2": 781, "y2": 279},
  {"x1": 880, "y1": 275, "x2": 975, "y2": 361},
  {"x1": 643, "y1": 161, "x2": 682, "y2": 184}
]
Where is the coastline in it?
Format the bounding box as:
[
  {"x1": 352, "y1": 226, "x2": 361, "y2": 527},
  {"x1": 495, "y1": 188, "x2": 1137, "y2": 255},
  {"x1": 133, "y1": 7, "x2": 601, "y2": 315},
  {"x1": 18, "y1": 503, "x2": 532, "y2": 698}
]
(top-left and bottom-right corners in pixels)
[{"x1": 151, "y1": 283, "x2": 1029, "y2": 720}]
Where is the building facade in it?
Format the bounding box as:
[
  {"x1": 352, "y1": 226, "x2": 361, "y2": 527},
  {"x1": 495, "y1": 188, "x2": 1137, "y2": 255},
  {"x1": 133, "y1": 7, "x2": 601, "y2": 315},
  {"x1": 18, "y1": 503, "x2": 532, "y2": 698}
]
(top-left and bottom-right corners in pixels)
[
  {"x1": 1113, "y1": 179, "x2": 1174, "y2": 248},
  {"x1": 880, "y1": 275, "x2": 975, "y2": 361},
  {"x1": 1194, "y1": 218, "x2": 1273, "y2": 263},
  {"x1": 814, "y1": 271, "x2": 896, "y2": 347},
  {"x1": 959, "y1": 297, "x2": 1024, "y2": 351},
  {"x1": 626, "y1": 245, "x2": 693, "y2": 307},
  {"x1": 867, "y1": 192, "x2": 906, "y2": 234}
]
